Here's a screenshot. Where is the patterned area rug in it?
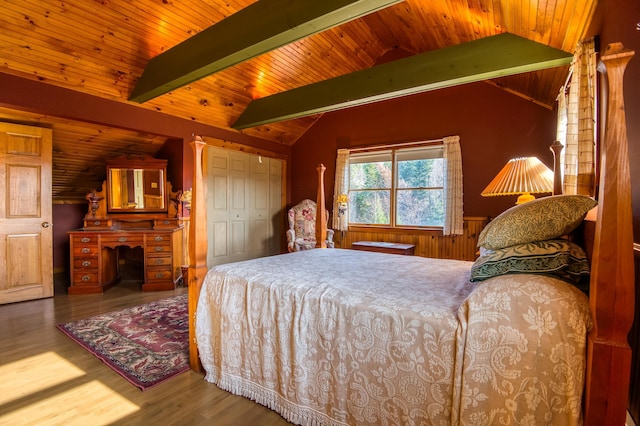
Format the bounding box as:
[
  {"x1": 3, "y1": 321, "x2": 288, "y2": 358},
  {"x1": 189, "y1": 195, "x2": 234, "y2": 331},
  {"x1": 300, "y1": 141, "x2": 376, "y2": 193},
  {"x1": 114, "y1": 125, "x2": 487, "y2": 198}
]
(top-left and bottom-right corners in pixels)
[{"x1": 57, "y1": 295, "x2": 189, "y2": 391}]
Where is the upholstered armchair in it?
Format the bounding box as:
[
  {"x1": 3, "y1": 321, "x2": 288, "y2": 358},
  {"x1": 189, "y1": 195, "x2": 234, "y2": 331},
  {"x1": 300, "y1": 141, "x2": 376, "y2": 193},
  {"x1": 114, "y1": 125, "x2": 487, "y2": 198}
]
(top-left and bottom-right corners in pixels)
[{"x1": 286, "y1": 199, "x2": 335, "y2": 252}]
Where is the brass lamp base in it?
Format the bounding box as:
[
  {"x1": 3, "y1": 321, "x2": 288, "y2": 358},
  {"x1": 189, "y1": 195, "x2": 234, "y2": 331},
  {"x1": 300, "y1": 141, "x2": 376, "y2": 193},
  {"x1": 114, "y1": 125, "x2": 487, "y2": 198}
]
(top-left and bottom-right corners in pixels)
[{"x1": 516, "y1": 192, "x2": 536, "y2": 204}]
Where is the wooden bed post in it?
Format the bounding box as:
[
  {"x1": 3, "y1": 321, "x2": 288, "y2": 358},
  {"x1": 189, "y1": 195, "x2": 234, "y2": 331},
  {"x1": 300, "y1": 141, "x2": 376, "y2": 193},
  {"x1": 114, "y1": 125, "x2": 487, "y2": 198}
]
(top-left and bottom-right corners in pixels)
[
  {"x1": 316, "y1": 163, "x2": 327, "y2": 248},
  {"x1": 549, "y1": 140, "x2": 563, "y2": 195},
  {"x1": 188, "y1": 136, "x2": 208, "y2": 371},
  {"x1": 584, "y1": 43, "x2": 635, "y2": 425}
]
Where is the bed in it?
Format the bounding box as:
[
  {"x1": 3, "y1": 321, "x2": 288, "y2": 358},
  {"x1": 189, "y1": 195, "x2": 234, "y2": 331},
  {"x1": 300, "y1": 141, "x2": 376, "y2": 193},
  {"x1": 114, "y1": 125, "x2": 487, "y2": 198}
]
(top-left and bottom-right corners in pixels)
[{"x1": 186, "y1": 42, "x2": 635, "y2": 425}]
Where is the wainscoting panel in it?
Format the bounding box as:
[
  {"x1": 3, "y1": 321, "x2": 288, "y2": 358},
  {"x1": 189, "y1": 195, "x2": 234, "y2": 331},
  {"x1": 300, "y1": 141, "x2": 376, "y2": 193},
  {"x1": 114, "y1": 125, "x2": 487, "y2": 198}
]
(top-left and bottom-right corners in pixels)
[{"x1": 337, "y1": 217, "x2": 489, "y2": 261}]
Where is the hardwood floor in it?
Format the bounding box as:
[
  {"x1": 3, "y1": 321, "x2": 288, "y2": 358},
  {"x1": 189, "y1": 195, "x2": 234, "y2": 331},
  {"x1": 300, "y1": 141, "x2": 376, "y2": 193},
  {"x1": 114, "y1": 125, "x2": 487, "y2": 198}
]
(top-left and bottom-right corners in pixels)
[{"x1": 0, "y1": 273, "x2": 291, "y2": 426}]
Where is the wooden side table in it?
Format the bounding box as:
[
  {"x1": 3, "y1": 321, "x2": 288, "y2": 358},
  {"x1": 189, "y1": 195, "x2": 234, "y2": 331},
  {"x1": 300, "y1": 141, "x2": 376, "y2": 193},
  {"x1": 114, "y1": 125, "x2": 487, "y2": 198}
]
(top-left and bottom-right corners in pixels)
[{"x1": 351, "y1": 241, "x2": 415, "y2": 256}]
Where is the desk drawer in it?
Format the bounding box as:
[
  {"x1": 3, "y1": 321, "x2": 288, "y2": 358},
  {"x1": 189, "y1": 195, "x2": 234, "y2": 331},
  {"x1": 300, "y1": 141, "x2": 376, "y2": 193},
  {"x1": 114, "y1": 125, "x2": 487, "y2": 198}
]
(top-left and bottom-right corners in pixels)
[
  {"x1": 154, "y1": 219, "x2": 180, "y2": 229},
  {"x1": 72, "y1": 235, "x2": 98, "y2": 245},
  {"x1": 147, "y1": 256, "x2": 172, "y2": 266},
  {"x1": 73, "y1": 246, "x2": 99, "y2": 256},
  {"x1": 146, "y1": 267, "x2": 172, "y2": 281},
  {"x1": 147, "y1": 243, "x2": 171, "y2": 253},
  {"x1": 147, "y1": 233, "x2": 172, "y2": 245},
  {"x1": 101, "y1": 234, "x2": 144, "y2": 246},
  {"x1": 73, "y1": 258, "x2": 99, "y2": 269},
  {"x1": 73, "y1": 271, "x2": 99, "y2": 285}
]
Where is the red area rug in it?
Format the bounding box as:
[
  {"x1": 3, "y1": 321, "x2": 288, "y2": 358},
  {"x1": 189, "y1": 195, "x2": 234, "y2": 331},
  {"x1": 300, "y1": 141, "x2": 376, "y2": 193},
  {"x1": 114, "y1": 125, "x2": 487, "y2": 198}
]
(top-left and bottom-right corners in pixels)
[{"x1": 57, "y1": 295, "x2": 189, "y2": 391}]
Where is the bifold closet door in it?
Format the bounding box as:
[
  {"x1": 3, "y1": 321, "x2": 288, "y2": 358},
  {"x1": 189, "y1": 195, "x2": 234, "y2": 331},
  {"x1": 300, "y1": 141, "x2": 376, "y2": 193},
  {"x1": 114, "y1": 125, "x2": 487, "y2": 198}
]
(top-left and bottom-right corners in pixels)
[{"x1": 206, "y1": 146, "x2": 282, "y2": 267}]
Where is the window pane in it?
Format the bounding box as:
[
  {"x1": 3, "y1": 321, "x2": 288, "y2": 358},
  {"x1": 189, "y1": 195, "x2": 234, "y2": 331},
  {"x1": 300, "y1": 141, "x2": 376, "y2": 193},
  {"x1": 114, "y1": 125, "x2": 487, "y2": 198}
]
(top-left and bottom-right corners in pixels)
[
  {"x1": 396, "y1": 189, "x2": 444, "y2": 226},
  {"x1": 349, "y1": 190, "x2": 390, "y2": 225},
  {"x1": 397, "y1": 158, "x2": 444, "y2": 189},
  {"x1": 349, "y1": 161, "x2": 392, "y2": 190}
]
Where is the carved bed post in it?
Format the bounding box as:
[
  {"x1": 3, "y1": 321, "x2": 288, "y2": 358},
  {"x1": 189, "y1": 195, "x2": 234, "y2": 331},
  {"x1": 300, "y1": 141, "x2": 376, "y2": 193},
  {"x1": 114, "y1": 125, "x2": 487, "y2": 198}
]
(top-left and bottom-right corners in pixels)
[
  {"x1": 549, "y1": 140, "x2": 563, "y2": 195},
  {"x1": 188, "y1": 136, "x2": 208, "y2": 371},
  {"x1": 316, "y1": 164, "x2": 327, "y2": 248},
  {"x1": 584, "y1": 43, "x2": 635, "y2": 425}
]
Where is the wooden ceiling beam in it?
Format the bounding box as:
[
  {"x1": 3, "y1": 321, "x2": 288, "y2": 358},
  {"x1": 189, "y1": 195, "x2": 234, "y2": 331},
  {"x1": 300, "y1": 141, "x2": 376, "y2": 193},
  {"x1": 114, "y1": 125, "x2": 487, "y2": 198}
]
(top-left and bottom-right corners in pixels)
[
  {"x1": 232, "y1": 33, "x2": 573, "y2": 129},
  {"x1": 129, "y1": 0, "x2": 404, "y2": 103}
]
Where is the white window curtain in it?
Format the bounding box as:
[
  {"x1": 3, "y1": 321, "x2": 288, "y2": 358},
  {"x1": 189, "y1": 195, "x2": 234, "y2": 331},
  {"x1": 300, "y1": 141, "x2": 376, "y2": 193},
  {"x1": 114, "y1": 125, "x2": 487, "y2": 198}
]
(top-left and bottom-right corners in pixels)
[
  {"x1": 332, "y1": 149, "x2": 349, "y2": 231},
  {"x1": 443, "y1": 135, "x2": 464, "y2": 235},
  {"x1": 560, "y1": 37, "x2": 597, "y2": 196},
  {"x1": 555, "y1": 87, "x2": 568, "y2": 187}
]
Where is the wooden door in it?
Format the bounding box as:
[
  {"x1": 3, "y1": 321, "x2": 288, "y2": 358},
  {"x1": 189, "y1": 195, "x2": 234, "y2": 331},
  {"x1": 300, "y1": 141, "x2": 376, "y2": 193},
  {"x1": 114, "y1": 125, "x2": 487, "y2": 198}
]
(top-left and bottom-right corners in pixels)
[{"x1": 0, "y1": 123, "x2": 53, "y2": 304}]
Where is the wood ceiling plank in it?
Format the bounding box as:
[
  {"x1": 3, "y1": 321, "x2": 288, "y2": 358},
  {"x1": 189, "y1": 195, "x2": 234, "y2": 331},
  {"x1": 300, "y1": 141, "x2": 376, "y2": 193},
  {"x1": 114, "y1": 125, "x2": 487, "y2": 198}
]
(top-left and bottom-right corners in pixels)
[
  {"x1": 232, "y1": 33, "x2": 573, "y2": 129},
  {"x1": 129, "y1": 0, "x2": 403, "y2": 103}
]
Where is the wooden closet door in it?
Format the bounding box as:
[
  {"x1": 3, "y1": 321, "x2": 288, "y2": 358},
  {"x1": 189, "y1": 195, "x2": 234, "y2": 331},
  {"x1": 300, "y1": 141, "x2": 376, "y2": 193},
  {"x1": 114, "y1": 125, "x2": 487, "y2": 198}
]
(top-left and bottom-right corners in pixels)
[{"x1": 0, "y1": 123, "x2": 53, "y2": 304}]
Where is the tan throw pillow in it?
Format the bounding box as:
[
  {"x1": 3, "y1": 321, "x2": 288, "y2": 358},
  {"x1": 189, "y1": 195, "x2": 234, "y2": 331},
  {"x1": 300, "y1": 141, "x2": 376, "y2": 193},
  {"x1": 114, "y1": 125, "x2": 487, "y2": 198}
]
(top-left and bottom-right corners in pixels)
[{"x1": 477, "y1": 195, "x2": 597, "y2": 250}]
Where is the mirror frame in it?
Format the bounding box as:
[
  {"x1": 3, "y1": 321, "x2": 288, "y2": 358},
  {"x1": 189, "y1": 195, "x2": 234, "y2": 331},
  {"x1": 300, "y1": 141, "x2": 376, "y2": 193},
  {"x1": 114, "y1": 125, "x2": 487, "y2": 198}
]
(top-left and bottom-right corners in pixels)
[{"x1": 106, "y1": 155, "x2": 168, "y2": 214}]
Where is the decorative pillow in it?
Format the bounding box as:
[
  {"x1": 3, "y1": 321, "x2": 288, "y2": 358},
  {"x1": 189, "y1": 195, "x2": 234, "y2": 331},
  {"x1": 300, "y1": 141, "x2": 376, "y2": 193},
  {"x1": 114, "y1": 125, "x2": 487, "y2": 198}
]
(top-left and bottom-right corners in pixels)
[
  {"x1": 477, "y1": 195, "x2": 597, "y2": 250},
  {"x1": 470, "y1": 239, "x2": 591, "y2": 293}
]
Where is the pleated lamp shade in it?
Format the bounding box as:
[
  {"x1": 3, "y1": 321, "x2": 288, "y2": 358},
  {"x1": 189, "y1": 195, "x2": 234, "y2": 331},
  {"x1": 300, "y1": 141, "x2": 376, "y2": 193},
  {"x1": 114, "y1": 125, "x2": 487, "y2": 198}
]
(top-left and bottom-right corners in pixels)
[{"x1": 481, "y1": 157, "x2": 554, "y2": 204}]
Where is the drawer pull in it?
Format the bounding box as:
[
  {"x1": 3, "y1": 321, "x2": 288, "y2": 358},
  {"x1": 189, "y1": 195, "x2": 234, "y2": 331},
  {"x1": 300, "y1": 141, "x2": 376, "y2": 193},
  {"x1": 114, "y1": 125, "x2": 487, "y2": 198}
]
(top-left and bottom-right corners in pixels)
[
  {"x1": 81, "y1": 237, "x2": 90, "y2": 243},
  {"x1": 154, "y1": 236, "x2": 163, "y2": 242},
  {"x1": 82, "y1": 275, "x2": 91, "y2": 282},
  {"x1": 82, "y1": 261, "x2": 92, "y2": 267},
  {"x1": 154, "y1": 246, "x2": 164, "y2": 252},
  {"x1": 163, "y1": 220, "x2": 169, "y2": 225},
  {"x1": 155, "y1": 259, "x2": 164, "y2": 265},
  {"x1": 94, "y1": 221, "x2": 101, "y2": 225},
  {"x1": 118, "y1": 237, "x2": 128, "y2": 242},
  {"x1": 81, "y1": 248, "x2": 91, "y2": 254},
  {"x1": 155, "y1": 272, "x2": 164, "y2": 278}
]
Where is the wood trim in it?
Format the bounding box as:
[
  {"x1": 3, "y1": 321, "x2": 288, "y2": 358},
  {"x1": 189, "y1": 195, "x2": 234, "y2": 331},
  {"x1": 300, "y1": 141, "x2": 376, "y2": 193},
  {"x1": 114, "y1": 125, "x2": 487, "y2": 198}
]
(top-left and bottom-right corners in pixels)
[
  {"x1": 202, "y1": 136, "x2": 289, "y2": 161},
  {"x1": 315, "y1": 164, "x2": 328, "y2": 248},
  {"x1": 188, "y1": 137, "x2": 207, "y2": 371},
  {"x1": 584, "y1": 43, "x2": 635, "y2": 425}
]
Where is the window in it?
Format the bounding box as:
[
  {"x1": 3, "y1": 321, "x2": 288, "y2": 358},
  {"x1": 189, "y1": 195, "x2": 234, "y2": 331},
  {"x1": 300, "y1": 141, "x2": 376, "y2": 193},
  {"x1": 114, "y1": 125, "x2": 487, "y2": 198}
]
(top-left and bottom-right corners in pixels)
[{"x1": 348, "y1": 145, "x2": 445, "y2": 228}]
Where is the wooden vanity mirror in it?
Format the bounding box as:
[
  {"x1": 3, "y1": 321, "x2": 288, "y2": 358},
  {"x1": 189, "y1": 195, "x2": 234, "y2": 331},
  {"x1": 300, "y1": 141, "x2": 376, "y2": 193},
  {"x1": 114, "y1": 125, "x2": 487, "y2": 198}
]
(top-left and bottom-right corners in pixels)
[
  {"x1": 69, "y1": 154, "x2": 184, "y2": 294},
  {"x1": 107, "y1": 156, "x2": 167, "y2": 213}
]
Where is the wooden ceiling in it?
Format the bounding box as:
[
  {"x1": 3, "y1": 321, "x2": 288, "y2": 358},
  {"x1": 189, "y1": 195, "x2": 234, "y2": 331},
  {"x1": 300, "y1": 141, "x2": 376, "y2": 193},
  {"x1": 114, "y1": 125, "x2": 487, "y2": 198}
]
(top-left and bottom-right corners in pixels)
[{"x1": 0, "y1": 0, "x2": 596, "y2": 200}]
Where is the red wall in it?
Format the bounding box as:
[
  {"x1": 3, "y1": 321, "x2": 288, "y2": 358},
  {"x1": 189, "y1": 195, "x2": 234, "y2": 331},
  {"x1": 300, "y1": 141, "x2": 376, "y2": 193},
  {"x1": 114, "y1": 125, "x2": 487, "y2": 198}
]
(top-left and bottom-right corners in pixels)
[
  {"x1": 291, "y1": 81, "x2": 556, "y2": 220},
  {"x1": 52, "y1": 204, "x2": 86, "y2": 272}
]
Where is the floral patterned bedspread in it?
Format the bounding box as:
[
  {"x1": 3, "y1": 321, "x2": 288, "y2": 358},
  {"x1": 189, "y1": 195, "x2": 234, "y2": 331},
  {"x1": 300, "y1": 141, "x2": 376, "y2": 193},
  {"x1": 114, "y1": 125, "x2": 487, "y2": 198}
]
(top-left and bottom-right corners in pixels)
[{"x1": 195, "y1": 249, "x2": 591, "y2": 425}]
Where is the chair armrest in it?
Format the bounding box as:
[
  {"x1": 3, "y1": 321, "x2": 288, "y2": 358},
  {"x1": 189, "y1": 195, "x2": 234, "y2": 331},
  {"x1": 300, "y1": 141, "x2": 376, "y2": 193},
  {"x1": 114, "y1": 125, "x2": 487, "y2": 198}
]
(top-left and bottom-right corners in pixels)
[{"x1": 286, "y1": 229, "x2": 295, "y2": 252}]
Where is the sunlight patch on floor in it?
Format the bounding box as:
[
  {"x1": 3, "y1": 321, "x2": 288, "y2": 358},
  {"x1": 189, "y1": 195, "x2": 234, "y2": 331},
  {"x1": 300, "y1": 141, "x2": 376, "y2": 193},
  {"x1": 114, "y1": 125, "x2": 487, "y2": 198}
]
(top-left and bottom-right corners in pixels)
[
  {"x1": 0, "y1": 352, "x2": 85, "y2": 404},
  {"x1": 0, "y1": 380, "x2": 140, "y2": 425},
  {"x1": 0, "y1": 352, "x2": 140, "y2": 425}
]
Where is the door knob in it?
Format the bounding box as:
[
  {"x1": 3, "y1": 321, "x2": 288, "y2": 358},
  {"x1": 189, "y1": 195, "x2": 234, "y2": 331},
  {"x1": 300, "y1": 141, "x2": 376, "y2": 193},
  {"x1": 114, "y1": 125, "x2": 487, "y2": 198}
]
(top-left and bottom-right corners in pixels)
[{"x1": 42, "y1": 222, "x2": 52, "y2": 228}]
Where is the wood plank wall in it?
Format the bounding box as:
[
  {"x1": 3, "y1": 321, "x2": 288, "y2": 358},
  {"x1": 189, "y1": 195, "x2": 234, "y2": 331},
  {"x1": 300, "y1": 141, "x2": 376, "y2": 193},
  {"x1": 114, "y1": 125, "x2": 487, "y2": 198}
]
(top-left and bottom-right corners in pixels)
[
  {"x1": 336, "y1": 217, "x2": 489, "y2": 261},
  {"x1": 629, "y1": 245, "x2": 640, "y2": 424}
]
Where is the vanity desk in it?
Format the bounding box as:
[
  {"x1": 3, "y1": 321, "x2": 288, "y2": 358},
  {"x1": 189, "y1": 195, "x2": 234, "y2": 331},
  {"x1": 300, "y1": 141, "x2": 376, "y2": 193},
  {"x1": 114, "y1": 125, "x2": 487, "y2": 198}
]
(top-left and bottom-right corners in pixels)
[{"x1": 68, "y1": 156, "x2": 183, "y2": 294}]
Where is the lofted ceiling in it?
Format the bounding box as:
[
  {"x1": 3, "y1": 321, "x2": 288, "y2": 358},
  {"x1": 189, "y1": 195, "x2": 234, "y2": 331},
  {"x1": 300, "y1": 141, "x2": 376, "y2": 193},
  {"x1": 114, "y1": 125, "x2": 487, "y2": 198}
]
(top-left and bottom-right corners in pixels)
[{"x1": 0, "y1": 0, "x2": 596, "y2": 200}]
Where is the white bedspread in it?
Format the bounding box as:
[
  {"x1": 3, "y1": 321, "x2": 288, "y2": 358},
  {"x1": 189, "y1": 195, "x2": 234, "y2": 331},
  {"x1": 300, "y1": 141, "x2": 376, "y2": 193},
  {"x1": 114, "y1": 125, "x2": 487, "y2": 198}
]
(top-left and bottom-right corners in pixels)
[{"x1": 195, "y1": 248, "x2": 590, "y2": 425}]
